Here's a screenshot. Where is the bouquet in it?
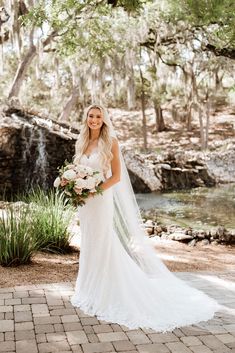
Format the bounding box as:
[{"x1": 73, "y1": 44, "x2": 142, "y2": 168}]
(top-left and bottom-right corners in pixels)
[{"x1": 53, "y1": 161, "x2": 104, "y2": 206}]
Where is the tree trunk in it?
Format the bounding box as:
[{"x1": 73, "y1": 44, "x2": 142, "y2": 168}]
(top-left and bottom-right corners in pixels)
[
  {"x1": 139, "y1": 65, "x2": 147, "y2": 150},
  {"x1": 59, "y1": 86, "x2": 79, "y2": 121},
  {"x1": 205, "y1": 100, "x2": 210, "y2": 149},
  {"x1": 141, "y1": 89, "x2": 147, "y2": 150},
  {"x1": 8, "y1": 32, "x2": 56, "y2": 99},
  {"x1": 198, "y1": 105, "x2": 205, "y2": 150},
  {"x1": 171, "y1": 104, "x2": 178, "y2": 122},
  {"x1": 153, "y1": 99, "x2": 165, "y2": 132},
  {"x1": 8, "y1": 44, "x2": 36, "y2": 99},
  {"x1": 188, "y1": 68, "x2": 197, "y2": 131},
  {"x1": 187, "y1": 102, "x2": 193, "y2": 131},
  {"x1": 126, "y1": 73, "x2": 136, "y2": 109}
]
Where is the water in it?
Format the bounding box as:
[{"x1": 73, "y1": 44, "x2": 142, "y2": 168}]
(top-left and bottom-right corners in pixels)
[
  {"x1": 35, "y1": 129, "x2": 48, "y2": 189},
  {"x1": 20, "y1": 124, "x2": 48, "y2": 190},
  {"x1": 136, "y1": 184, "x2": 235, "y2": 230}
]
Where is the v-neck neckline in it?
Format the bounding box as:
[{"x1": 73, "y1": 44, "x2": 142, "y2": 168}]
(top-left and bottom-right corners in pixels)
[{"x1": 83, "y1": 147, "x2": 98, "y2": 159}]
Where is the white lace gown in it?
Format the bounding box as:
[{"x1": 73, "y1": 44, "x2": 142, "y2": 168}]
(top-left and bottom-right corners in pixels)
[{"x1": 70, "y1": 151, "x2": 220, "y2": 332}]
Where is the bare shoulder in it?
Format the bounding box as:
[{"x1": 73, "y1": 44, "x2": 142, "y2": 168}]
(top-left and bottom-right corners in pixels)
[{"x1": 111, "y1": 136, "x2": 119, "y2": 151}]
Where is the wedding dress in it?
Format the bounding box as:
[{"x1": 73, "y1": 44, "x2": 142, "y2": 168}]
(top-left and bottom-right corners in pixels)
[{"x1": 70, "y1": 147, "x2": 220, "y2": 333}]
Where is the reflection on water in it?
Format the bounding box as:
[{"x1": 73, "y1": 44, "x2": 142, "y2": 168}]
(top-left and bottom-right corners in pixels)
[{"x1": 136, "y1": 184, "x2": 235, "y2": 230}]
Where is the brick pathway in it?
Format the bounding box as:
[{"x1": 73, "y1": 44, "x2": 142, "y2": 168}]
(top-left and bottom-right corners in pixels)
[{"x1": 0, "y1": 271, "x2": 234, "y2": 353}]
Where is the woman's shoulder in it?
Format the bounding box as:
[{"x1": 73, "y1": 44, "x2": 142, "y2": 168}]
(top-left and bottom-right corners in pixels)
[
  {"x1": 111, "y1": 136, "x2": 119, "y2": 148},
  {"x1": 111, "y1": 136, "x2": 119, "y2": 143},
  {"x1": 111, "y1": 137, "x2": 119, "y2": 158}
]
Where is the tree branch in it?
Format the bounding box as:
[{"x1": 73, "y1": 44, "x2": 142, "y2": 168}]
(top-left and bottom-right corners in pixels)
[{"x1": 205, "y1": 44, "x2": 235, "y2": 60}]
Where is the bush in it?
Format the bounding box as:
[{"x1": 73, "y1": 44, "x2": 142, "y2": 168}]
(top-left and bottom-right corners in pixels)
[
  {"x1": 0, "y1": 205, "x2": 41, "y2": 266},
  {"x1": 23, "y1": 187, "x2": 74, "y2": 254}
]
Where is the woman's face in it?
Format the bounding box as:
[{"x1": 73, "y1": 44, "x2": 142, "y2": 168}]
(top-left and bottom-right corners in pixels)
[{"x1": 87, "y1": 108, "x2": 104, "y2": 131}]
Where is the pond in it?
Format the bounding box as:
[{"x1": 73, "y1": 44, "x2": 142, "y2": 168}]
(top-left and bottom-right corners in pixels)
[{"x1": 135, "y1": 184, "x2": 235, "y2": 230}]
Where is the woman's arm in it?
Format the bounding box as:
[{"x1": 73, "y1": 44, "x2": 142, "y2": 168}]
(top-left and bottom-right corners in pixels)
[{"x1": 99, "y1": 137, "x2": 121, "y2": 192}]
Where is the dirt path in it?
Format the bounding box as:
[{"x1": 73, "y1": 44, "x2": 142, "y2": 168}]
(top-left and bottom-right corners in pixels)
[{"x1": 0, "y1": 241, "x2": 234, "y2": 288}]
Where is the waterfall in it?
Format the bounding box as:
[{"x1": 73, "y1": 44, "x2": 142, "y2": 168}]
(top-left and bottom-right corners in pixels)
[
  {"x1": 21, "y1": 123, "x2": 37, "y2": 188},
  {"x1": 0, "y1": 109, "x2": 79, "y2": 198},
  {"x1": 34, "y1": 129, "x2": 48, "y2": 189},
  {"x1": 18, "y1": 115, "x2": 48, "y2": 190}
]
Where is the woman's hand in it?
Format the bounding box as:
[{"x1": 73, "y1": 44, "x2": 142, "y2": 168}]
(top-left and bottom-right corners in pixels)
[{"x1": 86, "y1": 192, "x2": 96, "y2": 200}]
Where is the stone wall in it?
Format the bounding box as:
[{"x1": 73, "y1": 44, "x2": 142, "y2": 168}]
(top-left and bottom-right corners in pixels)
[
  {"x1": 1, "y1": 108, "x2": 234, "y2": 199},
  {"x1": 123, "y1": 147, "x2": 235, "y2": 192},
  {"x1": 0, "y1": 109, "x2": 79, "y2": 199}
]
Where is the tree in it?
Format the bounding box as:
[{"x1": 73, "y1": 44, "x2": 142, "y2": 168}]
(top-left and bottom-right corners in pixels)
[
  {"x1": 4, "y1": 0, "x2": 147, "y2": 100},
  {"x1": 168, "y1": 0, "x2": 235, "y2": 60}
]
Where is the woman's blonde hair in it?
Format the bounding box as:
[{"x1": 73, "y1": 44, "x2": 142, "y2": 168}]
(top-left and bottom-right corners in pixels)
[{"x1": 74, "y1": 104, "x2": 113, "y2": 175}]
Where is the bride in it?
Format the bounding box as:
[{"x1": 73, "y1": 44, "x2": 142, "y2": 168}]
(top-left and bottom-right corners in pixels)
[{"x1": 70, "y1": 103, "x2": 220, "y2": 332}]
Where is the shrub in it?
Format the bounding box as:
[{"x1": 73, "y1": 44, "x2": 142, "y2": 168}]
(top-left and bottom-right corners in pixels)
[
  {"x1": 23, "y1": 187, "x2": 74, "y2": 254},
  {"x1": 0, "y1": 205, "x2": 41, "y2": 266}
]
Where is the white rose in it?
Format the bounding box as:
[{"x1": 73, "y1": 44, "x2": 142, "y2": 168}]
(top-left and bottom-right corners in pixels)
[
  {"x1": 75, "y1": 165, "x2": 85, "y2": 172},
  {"x1": 75, "y1": 165, "x2": 88, "y2": 178},
  {"x1": 53, "y1": 177, "x2": 61, "y2": 187},
  {"x1": 86, "y1": 177, "x2": 96, "y2": 190},
  {"x1": 94, "y1": 173, "x2": 103, "y2": 184},
  {"x1": 63, "y1": 169, "x2": 77, "y2": 180},
  {"x1": 75, "y1": 178, "x2": 86, "y2": 189}
]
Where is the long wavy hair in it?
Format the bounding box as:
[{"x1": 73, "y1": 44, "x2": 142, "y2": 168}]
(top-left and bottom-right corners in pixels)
[{"x1": 74, "y1": 104, "x2": 114, "y2": 175}]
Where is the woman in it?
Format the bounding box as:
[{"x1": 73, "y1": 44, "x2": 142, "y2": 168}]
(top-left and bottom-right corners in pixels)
[{"x1": 71, "y1": 104, "x2": 220, "y2": 332}]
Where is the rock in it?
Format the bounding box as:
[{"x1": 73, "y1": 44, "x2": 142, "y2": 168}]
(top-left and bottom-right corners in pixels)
[
  {"x1": 194, "y1": 178, "x2": 205, "y2": 186},
  {"x1": 192, "y1": 230, "x2": 199, "y2": 238},
  {"x1": 168, "y1": 232, "x2": 194, "y2": 242},
  {"x1": 218, "y1": 231, "x2": 233, "y2": 243},
  {"x1": 196, "y1": 231, "x2": 206, "y2": 239},
  {"x1": 124, "y1": 150, "x2": 162, "y2": 192},
  {"x1": 190, "y1": 137, "x2": 200, "y2": 144},
  {"x1": 144, "y1": 219, "x2": 155, "y2": 235},
  {"x1": 160, "y1": 163, "x2": 171, "y2": 170},
  {"x1": 188, "y1": 239, "x2": 197, "y2": 247},
  {"x1": 185, "y1": 228, "x2": 193, "y2": 236},
  {"x1": 154, "y1": 225, "x2": 163, "y2": 234},
  {"x1": 204, "y1": 147, "x2": 235, "y2": 183},
  {"x1": 215, "y1": 226, "x2": 234, "y2": 243},
  {"x1": 200, "y1": 239, "x2": 210, "y2": 245},
  {"x1": 161, "y1": 233, "x2": 169, "y2": 240},
  {"x1": 195, "y1": 165, "x2": 206, "y2": 170},
  {"x1": 216, "y1": 226, "x2": 226, "y2": 237},
  {"x1": 161, "y1": 225, "x2": 167, "y2": 232},
  {"x1": 0, "y1": 108, "x2": 79, "y2": 198},
  {"x1": 211, "y1": 240, "x2": 219, "y2": 245},
  {"x1": 144, "y1": 219, "x2": 155, "y2": 227},
  {"x1": 210, "y1": 229, "x2": 218, "y2": 239},
  {"x1": 123, "y1": 148, "x2": 224, "y2": 193},
  {"x1": 146, "y1": 227, "x2": 154, "y2": 236}
]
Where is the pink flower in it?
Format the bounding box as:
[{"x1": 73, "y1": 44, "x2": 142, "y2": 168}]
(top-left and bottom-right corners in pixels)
[
  {"x1": 61, "y1": 178, "x2": 68, "y2": 186},
  {"x1": 74, "y1": 187, "x2": 82, "y2": 195}
]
